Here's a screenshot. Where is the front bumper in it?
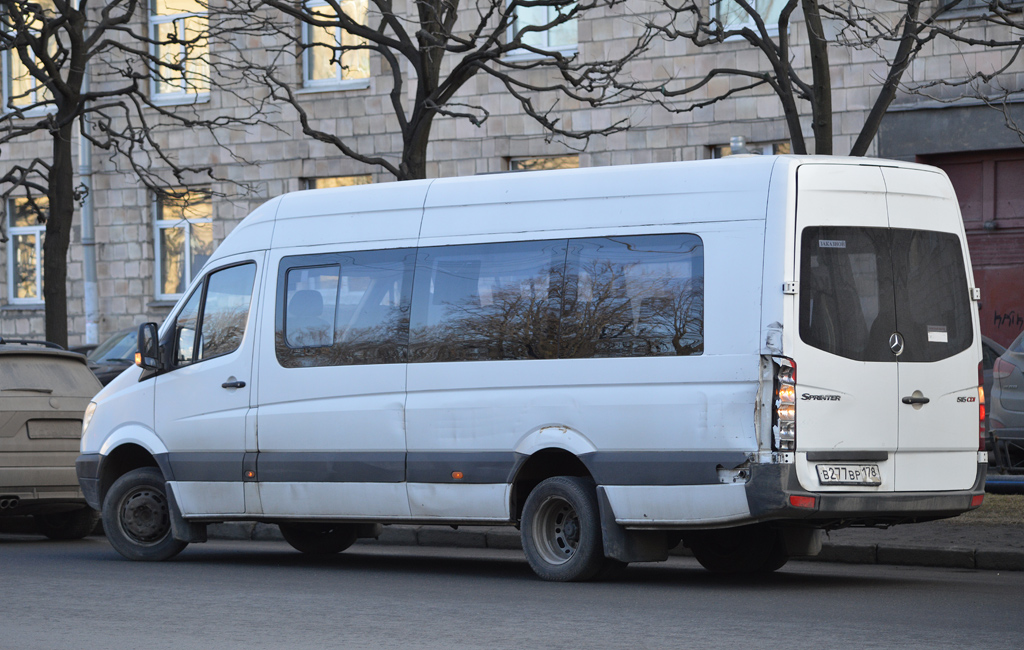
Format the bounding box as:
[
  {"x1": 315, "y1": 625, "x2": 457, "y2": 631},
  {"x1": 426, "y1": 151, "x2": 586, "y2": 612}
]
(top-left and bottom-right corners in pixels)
[
  {"x1": 746, "y1": 462, "x2": 987, "y2": 526},
  {"x1": 75, "y1": 453, "x2": 103, "y2": 510}
]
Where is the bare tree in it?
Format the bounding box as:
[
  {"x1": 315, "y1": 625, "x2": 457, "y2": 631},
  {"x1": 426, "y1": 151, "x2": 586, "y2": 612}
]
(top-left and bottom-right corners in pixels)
[
  {"x1": 0, "y1": 0, "x2": 269, "y2": 347},
  {"x1": 217, "y1": 0, "x2": 653, "y2": 180},
  {"x1": 623, "y1": 0, "x2": 1024, "y2": 155}
]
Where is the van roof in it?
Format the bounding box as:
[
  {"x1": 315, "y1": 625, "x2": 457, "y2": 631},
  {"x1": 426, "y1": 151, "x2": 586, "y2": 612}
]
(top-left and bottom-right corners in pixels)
[{"x1": 208, "y1": 156, "x2": 942, "y2": 261}]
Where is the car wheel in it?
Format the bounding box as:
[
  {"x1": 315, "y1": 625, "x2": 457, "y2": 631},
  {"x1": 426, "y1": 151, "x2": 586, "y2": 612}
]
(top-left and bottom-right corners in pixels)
[
  {"x1": 521, "y1": 476, "x2": 609, "y2": 582},
  {"x1": 34, "y1": 507, "x2": 100, "y2": 540},
  {"x1": 278, "y1": 522, "x2": 359, "y2": 555},
  {"x1": 689, "y1": 524, "x2": 787, "y2": 573},
  {"x1": 102, "y1": 467, "x2": 187, "y2": 561}
]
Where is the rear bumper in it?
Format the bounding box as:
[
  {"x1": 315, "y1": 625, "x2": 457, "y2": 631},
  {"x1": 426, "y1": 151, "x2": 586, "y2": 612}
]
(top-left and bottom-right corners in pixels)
[{"x1": 746, "y1": 462, "x2": 986, "y2": 526}]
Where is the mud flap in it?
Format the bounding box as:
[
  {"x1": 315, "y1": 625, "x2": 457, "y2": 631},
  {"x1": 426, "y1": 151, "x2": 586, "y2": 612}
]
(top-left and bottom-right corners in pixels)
[
  {"x1": 596, "y1": 486, "x2": 668, "y2": 563},
  {"x1": 166, "y1": 483, "x2": 208, "y2": 543}
]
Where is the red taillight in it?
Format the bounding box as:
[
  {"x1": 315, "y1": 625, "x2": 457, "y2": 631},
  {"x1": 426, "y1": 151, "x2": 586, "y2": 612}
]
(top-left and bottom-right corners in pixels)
[
  {"x1": 979, "y1": 362, "x2": 986, "y2": 452},
  {"x1": 992, "y1": 357, "x2": 1015, "y2": 380},
  {"x1": 789, "y1": 495, "x2": 816, "y2": 509},
  {"x1": 971, "y1": 494, "x2": 984, "y2": 508}
]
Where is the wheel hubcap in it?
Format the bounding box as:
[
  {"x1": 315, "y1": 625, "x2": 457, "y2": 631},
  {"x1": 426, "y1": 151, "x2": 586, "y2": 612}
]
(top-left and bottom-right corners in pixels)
[
  {"x1": 119, "y1": 487, "x2": 170, "y2": 545},
  {"x1": 533, "y1": 496, "x2": 581, "y2": 566}
]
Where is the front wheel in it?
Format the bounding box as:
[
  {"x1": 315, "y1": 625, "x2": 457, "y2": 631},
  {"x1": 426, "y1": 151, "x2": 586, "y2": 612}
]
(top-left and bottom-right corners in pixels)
[
  {"x1": 278, "y1": 522, "x2": 358, "y2": 555},
  {"x1": 102, "y1": 467, "x2": 187, "y2": 562},
  {"x1": 521, "y1": 476, "x2": 609, "y2": 582},
  {"x1": 34, "y1": 507, "x2": 100, "y2": 540}
]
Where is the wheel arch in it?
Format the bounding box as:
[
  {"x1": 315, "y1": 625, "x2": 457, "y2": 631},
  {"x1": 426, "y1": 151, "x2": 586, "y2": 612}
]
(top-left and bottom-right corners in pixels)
[
  {"x1": 509, "y1": 447, "x2": 593, "y2": 522},
  {"x1": 97, "y1": 443, "x2": 163, "y2": 509}
]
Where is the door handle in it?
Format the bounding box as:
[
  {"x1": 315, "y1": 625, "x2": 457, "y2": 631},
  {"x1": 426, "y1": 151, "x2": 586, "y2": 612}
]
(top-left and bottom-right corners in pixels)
[
  {"x1": 901, "y1": 396, "x2": 930, "y2": 405},
  {"x1": 222, "y1": 380, "x2": 246, "y2": 389}
]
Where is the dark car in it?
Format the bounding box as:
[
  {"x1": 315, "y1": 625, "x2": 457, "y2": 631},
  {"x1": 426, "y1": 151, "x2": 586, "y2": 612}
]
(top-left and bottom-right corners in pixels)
[
  {"x1": 989, "y1": 330, "x2": 1024, "y2": 473},
  {"x1": 85, "y1": 328, "x2": 137, "y2": 386},
  {"x1": 982, "y1": 336, "x2": 1006, "y2": 439}
]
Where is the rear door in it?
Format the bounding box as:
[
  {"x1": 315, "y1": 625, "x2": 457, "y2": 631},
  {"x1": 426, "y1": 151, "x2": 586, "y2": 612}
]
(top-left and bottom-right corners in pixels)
[
  {"x1": 792, "y1": 165, "x2": 899, "y2": 492},
  {"x1": 882, "y1": 167, "x2": 979, "y2": 491}
]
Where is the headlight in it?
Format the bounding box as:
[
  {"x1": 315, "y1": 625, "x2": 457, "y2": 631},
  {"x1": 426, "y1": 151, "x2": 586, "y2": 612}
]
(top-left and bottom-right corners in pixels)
[{"x1": 82, "y1": 401, "x2": 97, "y2": 437}]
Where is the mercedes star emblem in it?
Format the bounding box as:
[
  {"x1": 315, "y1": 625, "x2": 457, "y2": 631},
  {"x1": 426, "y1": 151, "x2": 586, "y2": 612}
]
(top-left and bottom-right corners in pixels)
[{"x1": 889, "y1": 332, "x2": 905, "y2": 356}]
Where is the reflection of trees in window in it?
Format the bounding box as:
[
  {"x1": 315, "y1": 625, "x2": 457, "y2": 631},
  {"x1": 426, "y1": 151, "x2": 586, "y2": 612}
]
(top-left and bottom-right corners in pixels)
[
  {"x1": 173, "y1": 263, "x2": 255, "y2": 366},
  {"x1": 410, "y1": 265, "x2": 563, "y2": 362},
  {"x1": 276, "y1": 250, "x2": 413, "y2": 368}
]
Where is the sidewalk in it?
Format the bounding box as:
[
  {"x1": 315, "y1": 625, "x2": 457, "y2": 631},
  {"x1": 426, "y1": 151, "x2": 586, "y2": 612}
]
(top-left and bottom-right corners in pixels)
[{"x1": 209, "y1": 514, "x2": 1024, "y2": 571}]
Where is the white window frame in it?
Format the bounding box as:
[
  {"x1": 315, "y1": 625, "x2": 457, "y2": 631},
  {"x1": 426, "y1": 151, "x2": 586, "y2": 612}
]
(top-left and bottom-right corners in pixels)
[
  {"x1": 6, "y1": 198, "x2": 46, "y2": 305},
  {"x1": 505, "y1": 0, "x2": 578, "y2": 62},
  {"x1": 153, "y1": 191, "x2": 213, "y2": 301},
  {"x1": 299, "y1": 0, "x2": 371, "y2": 93},
  {"x1": 149, "y1": 1, "x2": 210, "y2": 105},
  {"x1": 715, "y1": 0, "x2": 783, "y2": 37},
  {"x1": 1, "y1": 1, "x2": 55, "y2": 115}
]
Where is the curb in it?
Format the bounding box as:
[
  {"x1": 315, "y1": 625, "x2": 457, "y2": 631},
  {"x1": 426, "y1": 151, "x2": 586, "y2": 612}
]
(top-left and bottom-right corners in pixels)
[{"x1": 207, "y1": 523, "x2": 1024, "y2": 572}]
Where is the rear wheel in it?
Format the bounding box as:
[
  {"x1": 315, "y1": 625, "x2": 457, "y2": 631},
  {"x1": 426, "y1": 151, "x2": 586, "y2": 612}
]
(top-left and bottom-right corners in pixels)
[
  {"x1": 688, "y1": 524, "x2": 788, "y2": 573},
  {"x1": 521, "y1": 476, "x2": 610, "y2": 582},
  {"x1": 278, "y1": 522, "x2": 358, "y2": 555},
  {"x1": 34, "y1": 507, "x2": 100, "y2": 540},
  {"x1": 103, "y1": 467, "x2": 187, "y2": 562}
]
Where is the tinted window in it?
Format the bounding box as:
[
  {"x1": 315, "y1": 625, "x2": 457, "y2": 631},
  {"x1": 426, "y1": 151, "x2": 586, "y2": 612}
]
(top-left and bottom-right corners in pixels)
[
  {"x1": 410, "y1": 240, "x2": 564, "y2": 362},
  {"x1": 800, "y1": 227, "x2": 972, "y2": 362},
  {"x1": 276, "y1": 249, "x2": 414, "y2": 368},
  {"x1": 561, "y1": 235, "x2": 704, "y2": 358},
  {"x1": 173, "y1": 263, "x2": 257, "y2": 366}
]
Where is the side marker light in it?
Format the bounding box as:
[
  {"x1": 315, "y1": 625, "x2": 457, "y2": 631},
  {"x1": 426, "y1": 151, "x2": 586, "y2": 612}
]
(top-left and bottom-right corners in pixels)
[
  {"x1": 970, "y1": 494, "x2": 984, "y2": 508},
  {"x1": 451, "y1": 471, "x2": 464, "y2": 480}
]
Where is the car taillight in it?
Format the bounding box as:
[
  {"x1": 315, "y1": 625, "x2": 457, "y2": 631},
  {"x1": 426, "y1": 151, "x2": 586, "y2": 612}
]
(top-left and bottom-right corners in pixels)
[
  {"x1": 978, "y1": 361, "x2": 986, "y2": 452},
  {"x1": 992, "y1": 357, "x2": 1014, "y2": 380},
  {"x1": 773, "y1": 356, "x2": 796, "y2": 452}
]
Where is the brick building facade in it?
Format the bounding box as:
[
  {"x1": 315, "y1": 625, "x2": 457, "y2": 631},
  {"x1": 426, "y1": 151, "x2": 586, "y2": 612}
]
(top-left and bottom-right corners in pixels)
[{"x1": 2, "y1": 0, "x2": 1023, "y2": 347}]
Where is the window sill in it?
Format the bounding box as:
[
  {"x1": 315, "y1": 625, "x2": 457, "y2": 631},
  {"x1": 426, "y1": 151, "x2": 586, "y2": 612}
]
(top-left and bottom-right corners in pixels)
[
  {"x1": 296, "y1": 79, "x2": 371, "y2": 95},
  {"x1": 504, "y1": 46, "x2": 579, "y2": 63},
  {"x1": 2, "y1": 303, "x2": 45, "y2": 311},
  {"x1": 148, "y1": 299, "x2": 180, "y2": 309},
  {"x1": 149, "y1": 92, "x2": 211, "y2": 107},
  {"x1": 721, "y1": 24, "x2": 781, "y2": 42}
]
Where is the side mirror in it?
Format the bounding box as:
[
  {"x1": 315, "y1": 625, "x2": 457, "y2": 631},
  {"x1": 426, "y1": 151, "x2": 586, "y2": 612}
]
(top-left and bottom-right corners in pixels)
[{"x1": 136, "y1": 323, "x2": 163, "y2": 371}]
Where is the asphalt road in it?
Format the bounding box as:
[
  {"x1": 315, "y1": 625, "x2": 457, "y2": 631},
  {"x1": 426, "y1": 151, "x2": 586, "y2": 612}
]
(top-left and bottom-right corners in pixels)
[{"x1": 2, "y1": 536, "x2": 1021, "y2": 650}]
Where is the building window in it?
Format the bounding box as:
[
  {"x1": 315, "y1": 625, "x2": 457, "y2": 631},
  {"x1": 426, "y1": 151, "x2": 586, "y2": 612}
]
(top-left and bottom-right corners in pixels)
[
  {"x1": 303, "y1": 0, "x2": 371, "y2": 89},
  {"x1": 509, "y1": 2, "x2": 578, "y2": 57},
  {"x1": 154, "y1": 189, "x2": 214, "y2": 299},
  {"x1": 716, "y1": 0, "x2": 785, "y2": 29},
  {"x1": 712, "y1": 141, "x2": 790, "y2": 158},
  {"x1": 150, "y1": 0, "x2": 209, "y2": 100},
  {"x1": 508, "y1": 155, "x2": 579, "y2": 171},
  {"x1": 304, "y1": 175, "x2": 373, "y2": 189},
  {"x1": 1, "y1": 0, "x2": 55, "y2": 111},
  {"x1": 6, "y1": 196, "x2": 47, "y2": 303}
]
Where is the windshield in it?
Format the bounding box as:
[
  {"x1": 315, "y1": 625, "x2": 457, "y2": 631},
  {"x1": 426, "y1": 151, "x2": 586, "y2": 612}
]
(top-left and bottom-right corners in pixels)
[
  {"x1": 800, "y1": 227, "x2": 973, "y2": 363},
  {"x1": 86, "y1": 329, "x2": 137, "y2": 364}
]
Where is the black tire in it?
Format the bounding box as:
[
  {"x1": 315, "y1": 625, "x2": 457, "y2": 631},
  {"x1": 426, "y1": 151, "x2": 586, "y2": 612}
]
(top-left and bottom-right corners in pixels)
[
  {"x1": 278, "y1": 522, "x2": 358, "y2": 555},
  {"x1": 689, "y1": 524, "x2": 788, "y2": 574},
  {"x1": 102, "y1": 467, "x2": 187, "y2": 561},
  {"x1": 521, "y1": 476, "x2": 607, "y2": 582},
  {"x1": 34, "y1": 507, "x2": 100, "y2": 540}
]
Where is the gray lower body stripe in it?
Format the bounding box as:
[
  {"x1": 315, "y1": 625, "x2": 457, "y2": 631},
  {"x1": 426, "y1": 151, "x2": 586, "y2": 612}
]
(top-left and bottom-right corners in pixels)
[
  {"x1": 156, "y1": 450, "x2": 746, "y2": 487},
  {"x1": 258, "y1": 452, "x2": 405, "y2": 483},
  {"x1": 580, "y1": 451, "x2": 750, "y2": 486}
]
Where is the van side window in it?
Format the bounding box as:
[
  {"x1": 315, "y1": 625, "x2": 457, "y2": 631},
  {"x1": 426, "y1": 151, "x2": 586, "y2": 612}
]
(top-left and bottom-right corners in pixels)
[
  {"x1": 276, "y1": 249, "x2": 414, "y2": 367},
  {"x1": 562, "y1": 234, "x2": 705, "y2": 358},
  {"x1": 409, "y1": 240, "x2": 565, "y2": 362},
  {"x1": 173, "y1": 263, "x2": 258, "y2": 367}
]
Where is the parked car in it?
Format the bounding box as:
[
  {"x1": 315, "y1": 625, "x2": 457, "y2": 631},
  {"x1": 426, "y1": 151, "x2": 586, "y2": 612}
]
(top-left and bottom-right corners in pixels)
[
  {"x1": 0, "y1": 339, "x2": 103, "y2": 538},
  {"x1": 990, "y1": 330, "x2": 1024, "y2": 472},
  {"x1": 982, "y1": 335, "x2": 1007, "y2": 442},
  {"x1": 84, "y1": 328, "x2": 137, "y2": 386}
]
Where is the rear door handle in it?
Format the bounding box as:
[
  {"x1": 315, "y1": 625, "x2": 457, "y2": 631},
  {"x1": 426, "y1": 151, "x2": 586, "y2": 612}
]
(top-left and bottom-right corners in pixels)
[
  {"x1": 222, "y1": 380, "x2": 246, "y2": 389},
  {"x1": 901, "y1": 396, "x2": 930, "y2": 405}
]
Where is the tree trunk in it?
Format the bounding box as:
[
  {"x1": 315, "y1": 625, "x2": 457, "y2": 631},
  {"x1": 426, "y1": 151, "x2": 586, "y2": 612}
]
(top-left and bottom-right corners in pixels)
[
  {"x1": 42, "y1": 121, "x2": 75, "y2": 349},
  {"x1": 400, "y1": 113, "x2": 436, "y2": 180},
  {"x1": 802, "y1": 0, "x2": 833, "y2": 155}
]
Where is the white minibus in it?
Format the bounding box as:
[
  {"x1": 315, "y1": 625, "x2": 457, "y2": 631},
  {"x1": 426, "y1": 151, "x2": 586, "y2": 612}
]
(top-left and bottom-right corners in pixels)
[{"x1": 77, "y1": 156, "x2": 986, "y2": 581}]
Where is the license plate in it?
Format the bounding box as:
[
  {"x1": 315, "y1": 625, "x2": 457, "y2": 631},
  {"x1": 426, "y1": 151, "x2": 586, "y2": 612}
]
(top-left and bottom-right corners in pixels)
[{"x1": 816, "y1": 464, "x2": 881, "y2": 486}]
